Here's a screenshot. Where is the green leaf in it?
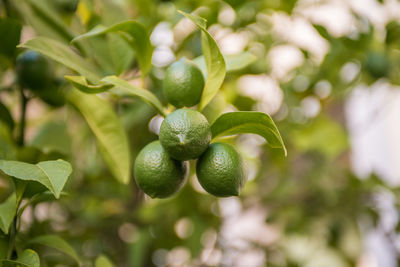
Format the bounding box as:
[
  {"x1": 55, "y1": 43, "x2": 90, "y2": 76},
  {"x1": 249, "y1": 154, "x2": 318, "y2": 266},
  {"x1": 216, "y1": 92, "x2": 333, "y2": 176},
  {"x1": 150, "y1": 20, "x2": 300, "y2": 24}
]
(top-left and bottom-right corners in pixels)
[
  {"x1": 0, "y1": 238, "x2": 7, "y2": 259},
  {"x1": 30, "y1": 121, "x2": 72, "y2": 155},
  {"x1": 0, "y1": 160, "x2": 72, "y2": 199},
  {"x1": 0, "y1": 101, "x2": 14, "y2": 131},
  {"x1": 95, "y1": 255, "x2": 114, "y2": 267},
  {"x1": 211, "y1": 112, "x2": 287, "y2": 156},
  {"x1": 178, "y1": 11, "x2": 226, "y2": 111},
  {"x1": 72, "y1": 20, "x2": 153, "y2": 75},
  {"x1": 65, "y1": 75, "x2": 113, "y2": 94},
  {"x1": 18, "y1": 37, "x2": 102, "y2": 83},
  {"x1": 0, "y1": 193, "x2": 17, "y2": 234},
  {"x1": 67, "y1": 89, "x2": 131, "y2": 184},
  {"x1": 28, "y1": 235, "x2": 80, "y2": 264},
  {"x1": 0, "y1": 18, "x2": 21, "y2": 58},
  {"x1": 193, "y1": 51, "x2": 257, "y2": 74},
  {"x1": 2, "y1": 249, "x2": 41, "y2": 267},
  {"x1": 13, "y1": 0, "x2": 73, "y2": 44},
  {"x1": 103, "y1": 76, "x2": 166, "y2": 116}
]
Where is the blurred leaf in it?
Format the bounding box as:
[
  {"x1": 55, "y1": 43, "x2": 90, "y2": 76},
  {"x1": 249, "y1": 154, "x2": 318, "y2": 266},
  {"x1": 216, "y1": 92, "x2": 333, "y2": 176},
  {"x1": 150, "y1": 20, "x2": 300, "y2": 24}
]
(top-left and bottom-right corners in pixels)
[
  {"x1": 193, "y1": 51, "x2": 256, "y2": 74},
  {"x1": 386, "y1": 21, "x2": 400, "y2": 48},
  {"x1": 28, "y1": 235, "x2": 80, "y2": 264},
  {"x1": 1, "y1": 249, "x2": 40, "y2": 267},
  {"x1": 14, "y1": 0, "x2": 74, "y2": 43},
  {"x1": 0, "y1": 102, "x2": 14, "y2": 131},
  {"x1": 0, "y1": 193, "x2": 16, "y2": 234},
  {"x1": 19, "y1": 37, "x2": 102, "y2": 83},
  {"x1": 103, "y1": 76, "x2": 166, "y2": 116},
  {"x1": 72, "y1": 20, "x2": 153, "y2": 75},
  {"x1": 291, "y1": 116, "x2": 348, "y2": 159},
  {"x1": 95, "y1": 255, "x2": 114, "y2": 267},
  {"x1": 0, "y1": 159, "x2": 72, "y2": 199},
  {"x1": 0, "y1": 122, "x2": 16, "y2": 160},
  {"x1": 65, "y1": 75, "x2": 113, "y2": 94},
  {"x1": 30, "y1": 121, "x2": 72, "y2": 155},
  {"x1": 67, "y1": 89, "x2": 131, "y2": 184},
  {"x1": 179, "y1": 11, "x2": 226, "y2": 111},
  {"x1": 313, "y1": 24, "x2": 332, "y2": 40},
  {"x1": 108, "y1": 33, "x2": 135, "y2": 74},
  {"x1": 0, "y1": 18, "x2": 21, "y2": 58},
  {"x1": 128, "y1": 229, "x2": 152, "y2": 267},
  {"x1": 0, "y1": 238, "x2": 7, "y2": 258},
  {"x1": 211, "y1": 111, "x2": 287, "y2": 156}
]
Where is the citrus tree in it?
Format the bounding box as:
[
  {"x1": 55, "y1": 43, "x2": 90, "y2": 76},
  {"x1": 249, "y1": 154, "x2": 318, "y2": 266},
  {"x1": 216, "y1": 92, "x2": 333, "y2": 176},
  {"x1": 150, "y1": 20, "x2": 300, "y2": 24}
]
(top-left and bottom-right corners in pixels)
[{"x1": 1, "y1": 0, "x2": 400, "y2": 266}]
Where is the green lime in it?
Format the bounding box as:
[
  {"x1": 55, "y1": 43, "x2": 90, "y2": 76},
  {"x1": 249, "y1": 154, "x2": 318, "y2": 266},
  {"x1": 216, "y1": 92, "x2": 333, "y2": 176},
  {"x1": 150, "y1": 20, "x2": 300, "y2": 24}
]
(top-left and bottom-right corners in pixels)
[
  {"x1": 159, "y1": 109, "x2": 211, "y2": 160},
  {"x1": 16, "y1": 50, "x2": 52, "y2": 90},
  {"x1": 196, "y1": 142, "x2": 246, "y2": 197},
  {"x1": 163, "y1": 58, "x2": 205, "y2": 108},
  {"x1": 134, "y1": 140, "x2": 188, "y2": 198}
]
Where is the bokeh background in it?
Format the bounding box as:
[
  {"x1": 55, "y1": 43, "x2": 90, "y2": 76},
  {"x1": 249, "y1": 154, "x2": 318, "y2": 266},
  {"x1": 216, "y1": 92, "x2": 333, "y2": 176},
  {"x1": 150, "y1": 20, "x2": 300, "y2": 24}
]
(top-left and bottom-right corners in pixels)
[{"x1": 1, "y1": 0, "x2": 400, "y2": 266}]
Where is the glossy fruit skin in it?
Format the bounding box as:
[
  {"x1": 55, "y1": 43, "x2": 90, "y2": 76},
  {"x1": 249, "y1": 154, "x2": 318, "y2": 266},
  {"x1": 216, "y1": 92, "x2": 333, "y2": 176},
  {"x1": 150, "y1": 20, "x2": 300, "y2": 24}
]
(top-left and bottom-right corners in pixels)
[
  {"x1": 134, "y1": 141, "x2": 187, "y2": 198},
  {"x1": 159, "y1": 109, "x2": 211, "y2": 161},
  {"x1": 163, "y1": 58, "x2": 205, "y2": 108},
  {"x1": 196, "y1": 142, "x2": 246, "y2": 197},
  {"x1": 16, "y1": 50, "x2": 52, "y2": 90}
]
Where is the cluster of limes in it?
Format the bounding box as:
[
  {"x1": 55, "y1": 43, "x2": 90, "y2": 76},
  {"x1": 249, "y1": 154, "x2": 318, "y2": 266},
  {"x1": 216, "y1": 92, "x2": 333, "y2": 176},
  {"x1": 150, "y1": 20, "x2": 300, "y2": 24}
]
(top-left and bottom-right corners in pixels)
[{"x1": 134, "y1": 58, "x2": 246, "y2": 198}]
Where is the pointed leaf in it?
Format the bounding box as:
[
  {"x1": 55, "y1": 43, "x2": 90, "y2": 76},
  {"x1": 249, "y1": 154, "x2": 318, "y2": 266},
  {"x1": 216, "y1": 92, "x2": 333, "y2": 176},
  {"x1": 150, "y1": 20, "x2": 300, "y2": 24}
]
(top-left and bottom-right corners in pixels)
[
  {"x1": 103, "y1": 76, "x2": 166, "y2": 116},
  {"x1": 18, "y1": 37, "x2": 102, "y2": 83},
  {"x1": 0, "y1": 160, "x2": 72, "y2": 198},
  {"x1": 211, "y1": 112, "x2": 287, "y2": 156},
  {"x1": 72, "y1": 20, "x2": 153, "y2": 75},
  {"x1": 67, "y1": 89, "x2": 131, "y2": 184},
  {"x1": 0, "y1": 193, "x2": 17, "y2": 234},
  {"x1": 16, "y1": 249, "x2": 40, "y2": 267},
  {"x1": 193, "y1": 51, "x2": 257, "y2": 74},
  {"x1": 29, "y1": 235, "x2": 80, "y2": 264},
  {"x1": 65, "y1": 75, "x2": 113, "y2": 94},
  {"x1": 95, "y1": 255, "x2": 114, "y2": 267},
  {"x1": 179, "y1": 11, "x2": 226, "y2": 110}
]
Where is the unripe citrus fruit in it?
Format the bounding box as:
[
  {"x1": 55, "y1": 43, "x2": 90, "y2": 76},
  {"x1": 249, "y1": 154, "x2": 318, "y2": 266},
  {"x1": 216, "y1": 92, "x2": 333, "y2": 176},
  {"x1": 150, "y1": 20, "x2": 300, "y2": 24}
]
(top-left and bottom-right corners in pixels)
[
  {"x1": 159, "y1": 109, "x2": 211, "y2": 161},
  {"x1": 163, "y1": 58, "x2": 204, "y2": 108},
  {"x1": 196, "y1": 142, "x2": 246, "y2": 197},
  {"x1": 16, "y1": 50, "x2": 52, "y2": 90},
  {"x1": 134, "y1": 141, "x2": 187, "y2": 198}
]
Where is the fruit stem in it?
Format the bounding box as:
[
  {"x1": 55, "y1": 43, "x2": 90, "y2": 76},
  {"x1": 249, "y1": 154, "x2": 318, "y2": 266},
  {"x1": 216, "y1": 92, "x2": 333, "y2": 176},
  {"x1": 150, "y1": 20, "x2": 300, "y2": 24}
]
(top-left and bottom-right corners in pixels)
[{"x1": 17, "y1": 87, "x2": 28, "y2": 146}]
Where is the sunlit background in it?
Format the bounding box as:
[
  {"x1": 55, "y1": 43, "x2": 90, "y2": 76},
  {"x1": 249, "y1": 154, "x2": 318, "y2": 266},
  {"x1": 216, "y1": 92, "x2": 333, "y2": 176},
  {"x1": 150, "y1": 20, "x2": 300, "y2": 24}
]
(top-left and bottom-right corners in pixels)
[{"x1": 1, "y1": 0, "x2": 400, "y2": 266}]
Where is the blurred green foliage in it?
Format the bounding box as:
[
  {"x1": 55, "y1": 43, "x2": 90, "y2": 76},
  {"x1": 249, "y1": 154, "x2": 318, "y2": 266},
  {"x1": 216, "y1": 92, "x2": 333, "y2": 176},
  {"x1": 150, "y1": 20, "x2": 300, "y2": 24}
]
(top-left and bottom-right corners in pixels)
[{"x1": 1, "y1": 0, "x2": 400, "y2": 266}]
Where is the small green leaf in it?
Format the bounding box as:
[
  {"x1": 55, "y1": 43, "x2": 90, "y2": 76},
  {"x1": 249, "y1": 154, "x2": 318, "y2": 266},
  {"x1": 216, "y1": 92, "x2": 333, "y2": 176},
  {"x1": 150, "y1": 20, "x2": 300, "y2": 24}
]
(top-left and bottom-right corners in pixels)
[
  {"x1": 28, "y1": 235, "x2": 80, "y2": 264},
  {"x1": 67, "y1": 89, "x2": 131, "y2": 184},
  {"x1": 0, "y1": 160, "x2": 72, "y2": 198},
  {"x1": 103, "y1": 76, "x2": 166, "y2": 116},
  {"x1": 72, "y1": 20, "x2": 153, "y2": 75},
  {"x1": 211, "y1": 111, "x2": 287, "y2": 156},
  {"x1": 0, "y1": 193, "x2": 17, "y2": 234},
  {"x1": 65, "y1": 75, "x2": 113, "y2": 94},
  {"x1": 179, "y1": 11, "x2": 226, "y2": 111},
  {"x1": 95, "y1": 255, "x2": 114, "y2": 267},
  {"x1": 18, "y1": 37, "x2": 102, "y2": 83},
  {"x1": 193, "y1": 51, "x2": 257, "y2": 74}
]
